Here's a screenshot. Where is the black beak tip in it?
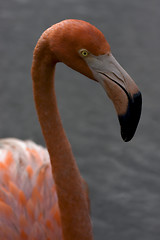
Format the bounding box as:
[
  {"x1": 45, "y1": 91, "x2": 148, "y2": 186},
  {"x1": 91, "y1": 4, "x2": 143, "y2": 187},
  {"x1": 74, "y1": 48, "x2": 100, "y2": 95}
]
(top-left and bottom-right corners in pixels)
[{"x1": 118, "y1": 91, "x2": 142, "y2": 142}]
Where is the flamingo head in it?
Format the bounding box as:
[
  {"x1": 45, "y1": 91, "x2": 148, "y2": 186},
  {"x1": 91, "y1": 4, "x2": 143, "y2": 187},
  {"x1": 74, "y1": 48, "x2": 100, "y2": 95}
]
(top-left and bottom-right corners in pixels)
[{"x1": 48, "y1": 19, "x2": 142, "y2": 142}]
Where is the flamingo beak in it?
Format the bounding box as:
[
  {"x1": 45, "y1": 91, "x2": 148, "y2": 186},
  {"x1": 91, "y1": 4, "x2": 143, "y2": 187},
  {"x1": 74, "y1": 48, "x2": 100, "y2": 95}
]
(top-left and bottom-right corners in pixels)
[{"x1": 87, "y1": 53, "x2": 142, "y2": 142}]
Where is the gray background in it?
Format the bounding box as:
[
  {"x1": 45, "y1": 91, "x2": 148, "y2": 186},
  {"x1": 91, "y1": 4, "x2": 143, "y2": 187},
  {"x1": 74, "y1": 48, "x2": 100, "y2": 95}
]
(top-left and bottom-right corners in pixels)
[{"x1": 0, "y1": 0, "x2": 160, "y2": 239}]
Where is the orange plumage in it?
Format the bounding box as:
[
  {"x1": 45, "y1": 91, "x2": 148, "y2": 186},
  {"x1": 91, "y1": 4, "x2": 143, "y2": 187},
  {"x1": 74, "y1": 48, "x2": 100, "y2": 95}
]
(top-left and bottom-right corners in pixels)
[{"x1": 0, "y1": 139, "x2": 62, "y2": 240}]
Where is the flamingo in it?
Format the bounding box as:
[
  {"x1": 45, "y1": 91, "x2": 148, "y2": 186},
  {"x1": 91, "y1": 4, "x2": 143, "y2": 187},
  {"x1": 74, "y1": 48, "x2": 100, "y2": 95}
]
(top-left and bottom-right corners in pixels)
[{"x1": 0, "y1": 19, "x2": 142, "y2": 240}]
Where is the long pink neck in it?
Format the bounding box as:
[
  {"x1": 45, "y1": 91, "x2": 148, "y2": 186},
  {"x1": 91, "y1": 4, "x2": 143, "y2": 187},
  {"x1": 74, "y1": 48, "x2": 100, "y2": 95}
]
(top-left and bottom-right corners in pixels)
[{"x1": 31, "y1": 36, "x2": 93, "y2": 240}]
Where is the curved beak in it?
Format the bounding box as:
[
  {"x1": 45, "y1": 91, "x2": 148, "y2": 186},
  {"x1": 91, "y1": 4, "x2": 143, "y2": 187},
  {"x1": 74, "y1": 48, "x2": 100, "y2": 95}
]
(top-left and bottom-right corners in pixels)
[{"x1": 87, "y1": 53, "x2": 142, "y2": 142}]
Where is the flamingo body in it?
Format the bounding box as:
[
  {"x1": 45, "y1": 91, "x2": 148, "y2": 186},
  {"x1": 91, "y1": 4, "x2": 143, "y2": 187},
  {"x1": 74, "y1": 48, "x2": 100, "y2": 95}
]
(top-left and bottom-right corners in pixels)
[{"x1": 0, "y1": 139, "x2": 62, "y2": 240}]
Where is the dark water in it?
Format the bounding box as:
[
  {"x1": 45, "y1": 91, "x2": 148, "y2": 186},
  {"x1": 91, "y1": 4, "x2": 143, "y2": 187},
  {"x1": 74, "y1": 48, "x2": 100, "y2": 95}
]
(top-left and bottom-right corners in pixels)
[{"x1": 0, "y1": 0, "x2": 160, "y2": 239}]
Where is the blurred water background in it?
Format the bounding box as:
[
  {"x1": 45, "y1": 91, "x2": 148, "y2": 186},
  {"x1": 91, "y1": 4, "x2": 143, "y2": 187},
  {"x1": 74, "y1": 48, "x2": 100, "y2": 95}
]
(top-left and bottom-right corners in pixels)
[{"x1": 0, "y1": 0, "x2": 160, "y2": 239}]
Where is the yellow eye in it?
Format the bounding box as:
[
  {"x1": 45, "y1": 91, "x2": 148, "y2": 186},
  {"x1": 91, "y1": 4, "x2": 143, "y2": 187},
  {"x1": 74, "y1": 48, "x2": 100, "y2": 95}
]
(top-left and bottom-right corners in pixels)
[{"x1": 80, "y1": 49, "x2": 89, "y2": 57}]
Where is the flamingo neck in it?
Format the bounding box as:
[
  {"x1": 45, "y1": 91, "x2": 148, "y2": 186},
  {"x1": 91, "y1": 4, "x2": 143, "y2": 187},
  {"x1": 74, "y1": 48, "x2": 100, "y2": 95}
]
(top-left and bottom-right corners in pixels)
[{"x1": 31, "y1": 36, "x2": 93, "y2": 240}]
